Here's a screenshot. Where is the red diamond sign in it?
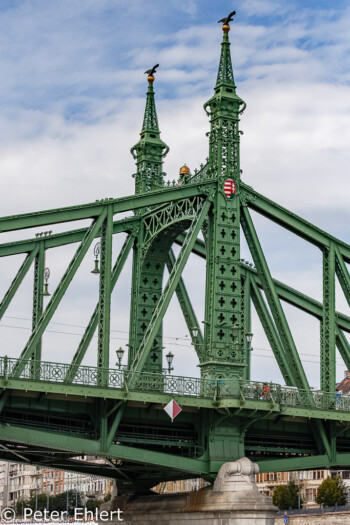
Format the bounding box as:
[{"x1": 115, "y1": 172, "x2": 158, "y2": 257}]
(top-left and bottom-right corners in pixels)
[{"x1": 164, "y1": 399, "x2": 182, "y2": 422}]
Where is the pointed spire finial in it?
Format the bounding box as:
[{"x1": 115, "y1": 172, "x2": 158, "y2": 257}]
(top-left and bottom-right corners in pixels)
[
  {"x1": 141, "y1": 64, "x2": 160, "y2": 133},
  {"x1": 216, "y1": 11, "x2": 236, "y2": 89},
  {"x1": 130, "y1": 64, "x2": 169, "y2": 194}
]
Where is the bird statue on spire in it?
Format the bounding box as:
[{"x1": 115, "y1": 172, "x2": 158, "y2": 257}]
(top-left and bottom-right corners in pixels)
[
  {"x1": 218, "y1": 10, "x2": 236, "y2": 27},
  {"x1": 144, "y1": 64, "x2": 159, "y2": 83}
]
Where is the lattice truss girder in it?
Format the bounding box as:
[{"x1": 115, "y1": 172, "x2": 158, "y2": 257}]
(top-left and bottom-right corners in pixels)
[
  {"x1": 0, "y1": 180, "x2": 350, "y2": 485},
  {"x1": 0, "y1": 183, "x2": 349, "y2": 391}
]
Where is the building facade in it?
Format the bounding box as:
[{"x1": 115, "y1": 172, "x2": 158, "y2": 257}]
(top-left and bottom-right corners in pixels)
[
  {"x1": 41, "y1": 469, "x2": 65, "y2": 496},
  {"x1": 0, "y1": 462, "x2": 41, "y2": 509},
  {"x1": 256, "y1": 469, "x2": 350, "y2": 506},
  {"x1": 0, "y1": 458, "x2": 112, "y2": 510}
]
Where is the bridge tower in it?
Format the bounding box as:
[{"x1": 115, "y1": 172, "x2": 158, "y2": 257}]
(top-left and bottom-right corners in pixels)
[{"x1": 201, "y1": 22, "x2": 247, "y2": 381}]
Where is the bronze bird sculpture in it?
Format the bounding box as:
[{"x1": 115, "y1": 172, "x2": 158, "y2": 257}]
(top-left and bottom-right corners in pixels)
[
  {"x1": 218, "y1": 10, "x2": 236, "y2": 25},
  {"x1": 144, "y1": 64, "x2": 159, "y2": 76}
]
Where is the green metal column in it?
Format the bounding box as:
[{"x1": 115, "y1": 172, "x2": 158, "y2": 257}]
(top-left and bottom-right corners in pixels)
[
  {"x1": 32, "y1": 242, "x2": 45, "y2": 377},
  {"x1": 200, "y1": 23, "x2": 247, "y2": 381},
  {"x1": 321, "y1": 243, "x2": 336, "y2": 393},
  {"x1": 97, "y1": 205, "x2": 113, "y2": 386},
  {"x1": 242, "y1": 273, "x2": 252, "y2": 380},
  {"x1": 128, "y1": 234, "x2": 165, "y2": 374}
]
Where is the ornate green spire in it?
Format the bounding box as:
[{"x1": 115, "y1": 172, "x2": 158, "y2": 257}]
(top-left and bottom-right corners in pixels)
[
  {"x1": 131, "y1": 74, "x2": 169, "y2": 194},
  {"x1": 216, "y1": 30, "x2": 236, "y2": 90},
  {"x1": 203, "y1": 22, "x2": 246, "y2": 182},
  {"x1": 141, "y1": 80, "x2": 160, "y2": 134}
]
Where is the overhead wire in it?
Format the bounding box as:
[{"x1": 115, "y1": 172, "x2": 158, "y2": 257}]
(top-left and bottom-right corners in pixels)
[{"x1": 0, "y1": 315, "x2": 348, "y2": 365}]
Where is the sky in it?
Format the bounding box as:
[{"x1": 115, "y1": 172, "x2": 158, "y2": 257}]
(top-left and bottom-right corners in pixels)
[{"x1": 0, "y1": 0, "x2": 349, "y2": 388}]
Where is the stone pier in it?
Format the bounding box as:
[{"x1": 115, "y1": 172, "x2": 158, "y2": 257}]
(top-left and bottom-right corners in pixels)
[{"x1": 106, "y1": 458, "x2": 277, "y2": 524}]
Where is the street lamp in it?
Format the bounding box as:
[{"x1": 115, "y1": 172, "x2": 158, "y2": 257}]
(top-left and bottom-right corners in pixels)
[
  {"x1": 192, "y1": 327, "x2": 199, "y2": 340},
  {"x1": 115, "y1": 347, "x2": 125, "y2": 369},
  {"x1": 245, "y1": 332, "x2": 253, "y2": 344},
  {"x1": 91, "y1": 242, "x2": 101, "y2": 274},
  {"x1": 43, "y1": 268, "x2": 51, "y2": 296},
  {"x1": 231, "y1": 324, "x2": 240, "y2": 339},
  {"x1": 165, "y1": 352, "x2": 174, "y2": 374}
]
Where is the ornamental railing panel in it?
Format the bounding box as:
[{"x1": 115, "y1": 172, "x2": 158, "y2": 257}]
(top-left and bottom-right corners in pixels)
[{"x1": 0, "y1": 356, "x2": 348, "y2": 413}]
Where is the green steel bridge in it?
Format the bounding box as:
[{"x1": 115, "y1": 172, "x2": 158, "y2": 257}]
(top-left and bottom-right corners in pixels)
[{"x1": 0, "y1": 19, "x2": 350, "y2": 494}]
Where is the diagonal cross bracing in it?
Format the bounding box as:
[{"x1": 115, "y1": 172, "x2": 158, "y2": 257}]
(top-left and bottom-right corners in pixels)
[
  {"x1": 64, "y1": 233, "x2": 136, "y2": 383},
  {"x1": 240, "y1": 204, "x2": 310, "y2": 391},
  {"x1": 336, "y1": 329, "x2": 350, "y2": 372},
  {"x1": 166, "y1": 248, "x2": 204, "y2": 355},
  {"x1": 241, "y1": 183, "x2": 350, "y2": 261},
  {"x1": 0, "y1": 246, "x2": 39, "y2": 320},
  {"x1": 250, "y1": 278, "x2": 294, "y2": 386},
  {"x1": 335, "y1": 245, "x2": 350, "y2": 308},
  {"x1": 12, "y1": 210, "x2": 107, "y2": 378},
  {"x1": 129, "y1": 198, "x2": 212, "y2": 376}
]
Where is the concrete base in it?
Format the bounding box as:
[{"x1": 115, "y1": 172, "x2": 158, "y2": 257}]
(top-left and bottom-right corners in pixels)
[{"x1": 107, "y1": 458, "x2": 277, "y2": 524}]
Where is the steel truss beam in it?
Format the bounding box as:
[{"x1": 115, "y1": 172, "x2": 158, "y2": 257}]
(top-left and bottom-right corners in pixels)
[
  {"x1": 97, "y1": 206, "x2": 113, "y2": 385},
  {"x1": 257, "y1": 451, "x2": 350, "y2": 473},
  {"x1": 106, "y1": 403, "x2": 126, "y2": 450},
  {"x1": 13, "y1": 211, "x2": 107, "y2": 377},
  {"x1": 3, "y1": 373, "x2": 350, "y2": 422},
  {"x1": 166, "y1": 248, "x2": 204, "y2": 354},
  {"x1": 240, "y1": 205, "x2": 309, "y2": 390},
  {"x1": 129, "y1": 198, "x2": 212, "y2": 376},
  {"x1": 250, "y1": 278, "x2": 294, "y2": 385},
  {"x1": 335, "y1": 245, "x2": 350, "y2": 308},
  {"x1": 241, "y1": 183, "x2": 350, "y2": 261},
  {"x1": 243, "y1": 273, "x2": 252, "y2": 380},
  {"x1": 32, "y1": 242, "x2": 45, "y2": 367},
  {"x1": 180, "y1": 237, "x2": 350, "y2": 333},
  {"x1": 0, "y1": 424, "x2": 209, "y2": 475},
  {"x1": 0, "y1": 216, "x2": 139, "y2": 257},
  {"x1": 336, "y1": 329, "x2": 350, "y2": 371},
  {"x1": 64, "y1": 233, "x2": 136, "y2": 383},
  {"x1": 0, "y1": 246, "x2": 39, "y2": 320},
  {"x1": 0, "y1": 181, "x2": 215, "y2": 233},
  {"x1": 321, "y1": 244, "x2": 336, "y2": 392},
  {"x1": 310, "y1": 420, "x2": 332, "y2": 459},
  {"x1": 0, "y1": 450, "x2": 124, "y2": 479}
]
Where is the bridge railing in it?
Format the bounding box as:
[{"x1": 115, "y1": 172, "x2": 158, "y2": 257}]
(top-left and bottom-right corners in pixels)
[{"x1": 0, "y1": 356, "x2": 349, "y2": 413}]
